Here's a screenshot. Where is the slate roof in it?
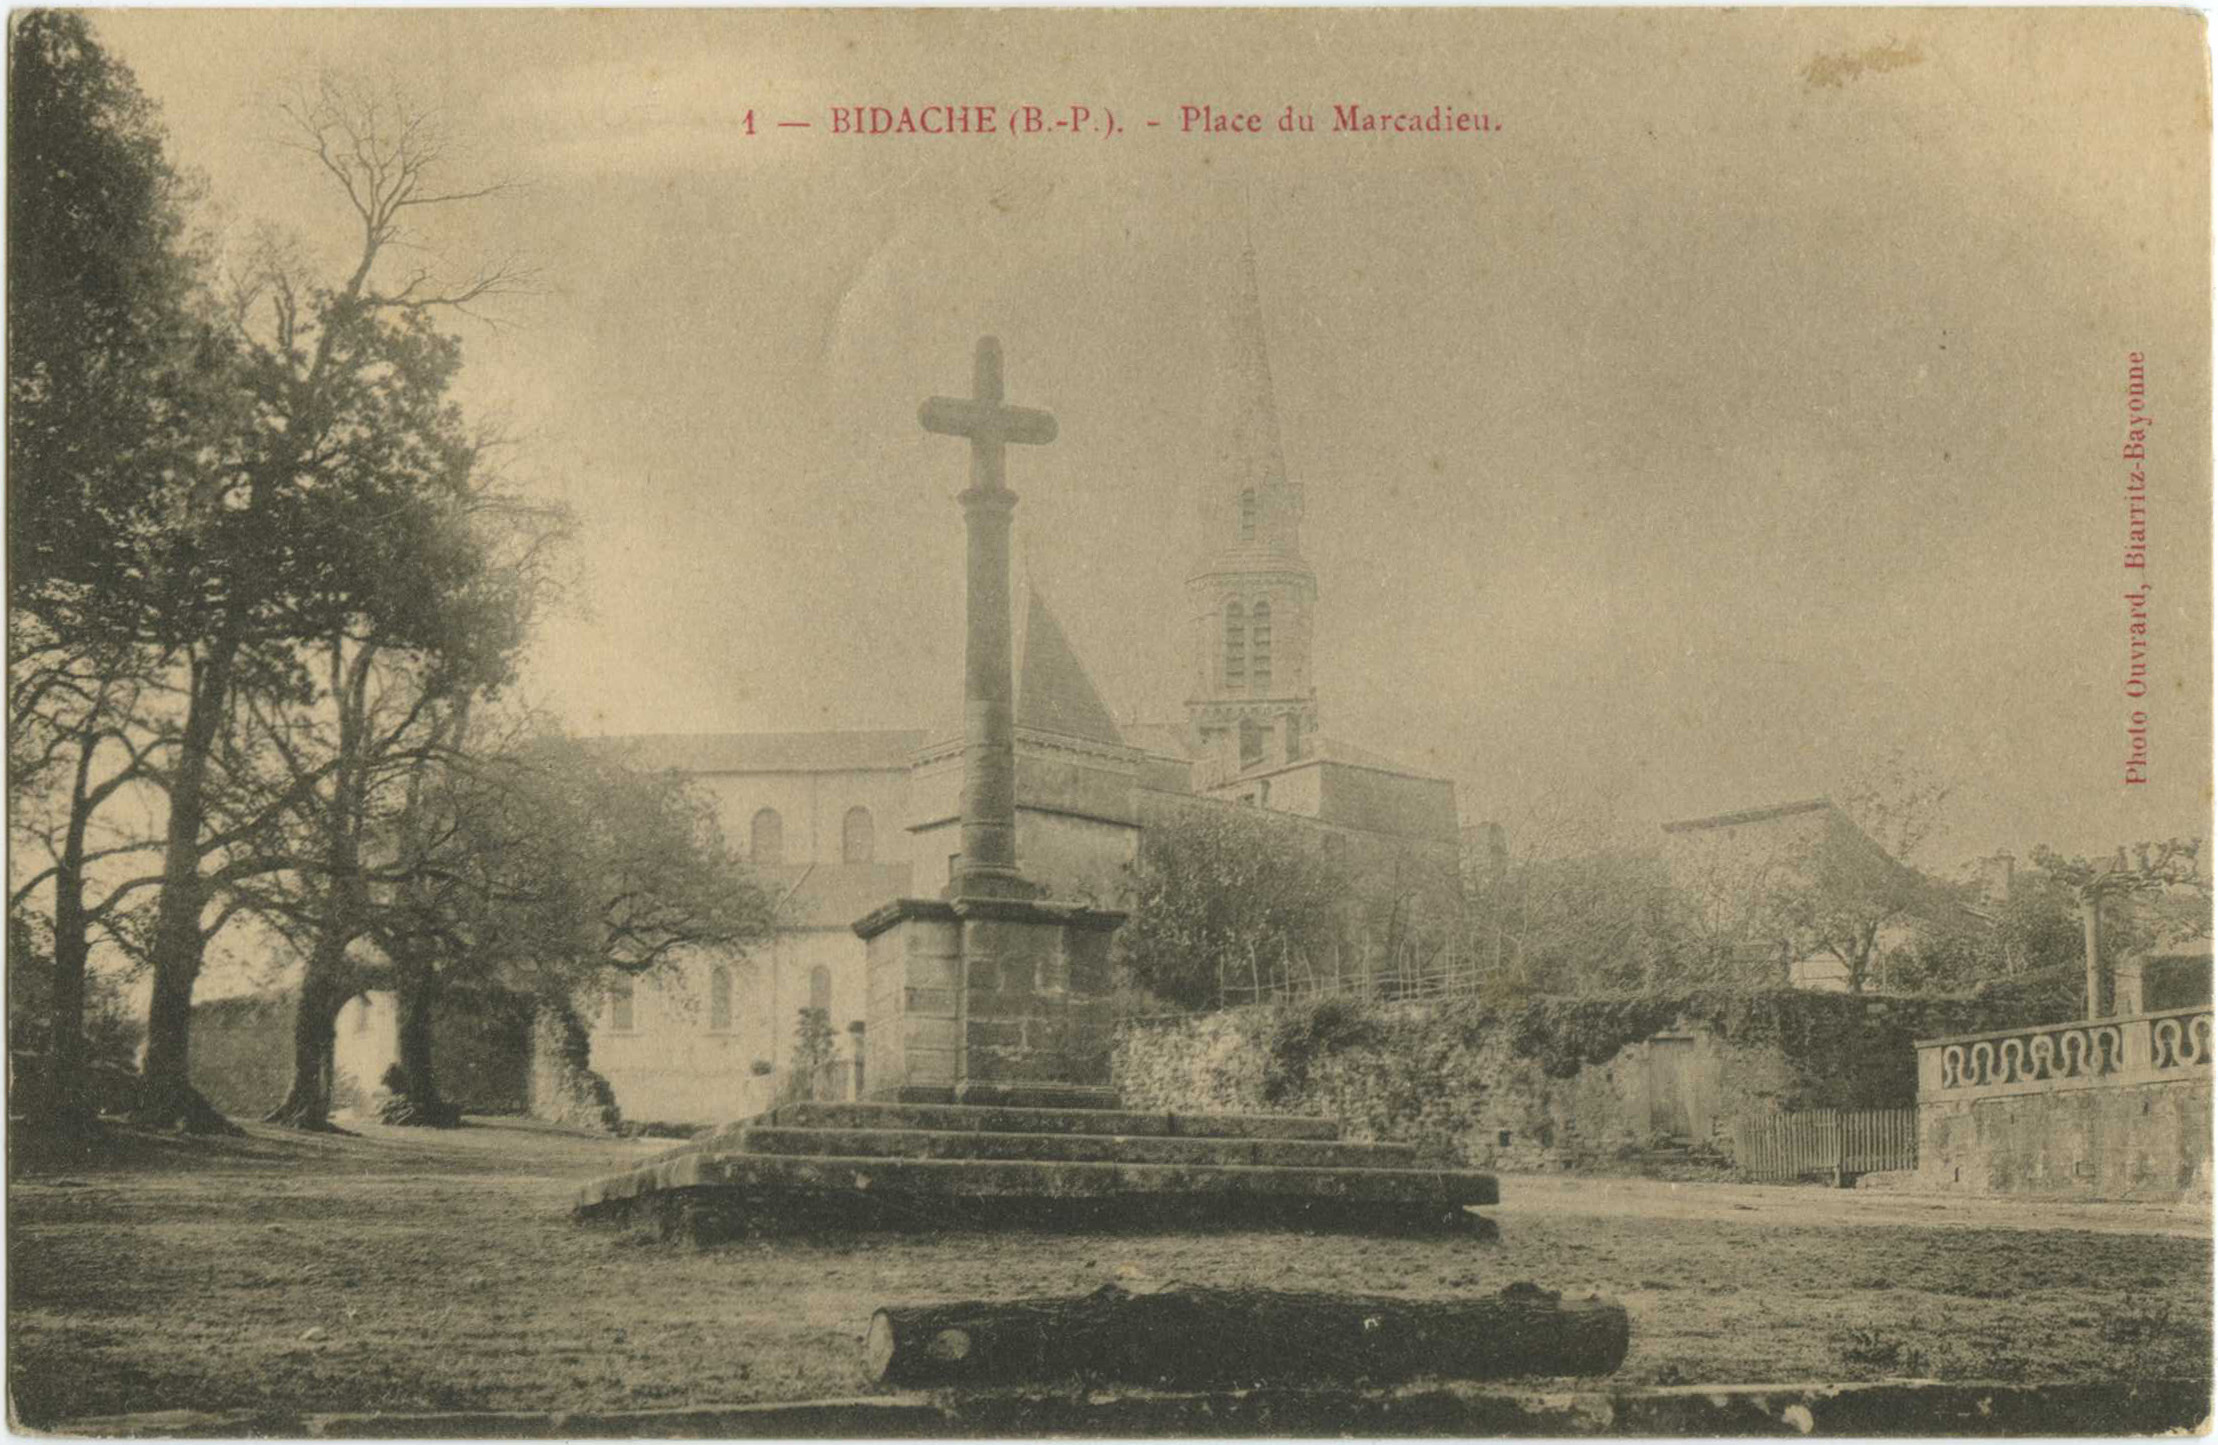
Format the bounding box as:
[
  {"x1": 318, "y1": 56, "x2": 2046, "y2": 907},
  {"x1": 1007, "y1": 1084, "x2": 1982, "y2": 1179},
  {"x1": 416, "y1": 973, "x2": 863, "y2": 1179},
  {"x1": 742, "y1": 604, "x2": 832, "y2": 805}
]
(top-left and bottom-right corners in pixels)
[
  {"x1": 1122, "y1": 721, "x2": 1193, "y2": 761},
  {"x1": 1015, "y1": 590, "x2": 1125, "y2": 748},
  {"x1": 923, "y1": 586, "x2": 1133, "y2": 752},
  {"x1": 756, "y1": 862, "x2": 915, "y2": 929},
  {"x1": 594, "y1": 730, "x2": 925, "y2": 776}
]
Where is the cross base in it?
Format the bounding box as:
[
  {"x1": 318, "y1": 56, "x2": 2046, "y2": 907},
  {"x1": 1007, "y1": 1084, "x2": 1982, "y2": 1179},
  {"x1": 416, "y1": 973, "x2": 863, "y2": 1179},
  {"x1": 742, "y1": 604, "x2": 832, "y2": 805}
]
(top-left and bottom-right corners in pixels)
[{"x1": 854, "y1": 896, "x2": 1126, "y2": 1106}]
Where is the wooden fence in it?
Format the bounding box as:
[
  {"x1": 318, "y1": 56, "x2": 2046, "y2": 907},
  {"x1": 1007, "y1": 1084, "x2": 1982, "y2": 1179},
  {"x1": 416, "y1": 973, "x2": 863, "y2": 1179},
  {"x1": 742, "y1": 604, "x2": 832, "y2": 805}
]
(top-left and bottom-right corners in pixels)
[{"x1": 1730, "y1": 1107, "x2": 1916, "y2": 1183}]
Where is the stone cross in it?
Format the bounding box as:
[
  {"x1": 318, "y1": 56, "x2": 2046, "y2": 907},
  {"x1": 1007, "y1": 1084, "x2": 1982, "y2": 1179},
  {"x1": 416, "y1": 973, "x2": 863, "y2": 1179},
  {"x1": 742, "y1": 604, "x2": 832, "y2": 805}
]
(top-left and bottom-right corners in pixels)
[{"x1": 920, "y1": 337, "x2": 1057, "y2": 898}]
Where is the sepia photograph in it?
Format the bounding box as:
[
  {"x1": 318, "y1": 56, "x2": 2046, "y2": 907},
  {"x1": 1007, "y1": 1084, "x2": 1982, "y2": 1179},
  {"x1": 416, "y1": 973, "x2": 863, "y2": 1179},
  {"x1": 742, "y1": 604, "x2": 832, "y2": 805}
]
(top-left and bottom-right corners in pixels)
[{"x1": 6, "y1": 7, "x2": 2213, "y2": 1436}]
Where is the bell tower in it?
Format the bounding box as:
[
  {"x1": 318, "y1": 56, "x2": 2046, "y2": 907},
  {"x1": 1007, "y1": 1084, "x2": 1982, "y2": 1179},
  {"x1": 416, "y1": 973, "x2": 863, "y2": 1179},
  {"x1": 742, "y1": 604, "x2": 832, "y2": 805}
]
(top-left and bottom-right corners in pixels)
[{"x1": 1184, "y1": 241, "x2": 1320, "y2": 784}]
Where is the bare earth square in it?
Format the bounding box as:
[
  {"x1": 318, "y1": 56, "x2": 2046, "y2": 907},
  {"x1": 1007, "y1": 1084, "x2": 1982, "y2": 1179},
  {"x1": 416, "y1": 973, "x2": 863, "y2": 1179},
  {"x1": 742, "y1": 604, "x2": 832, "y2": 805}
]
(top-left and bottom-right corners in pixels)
[{"x1": 8, "y1": 1118, "x2": 2209, "y2": 1429}]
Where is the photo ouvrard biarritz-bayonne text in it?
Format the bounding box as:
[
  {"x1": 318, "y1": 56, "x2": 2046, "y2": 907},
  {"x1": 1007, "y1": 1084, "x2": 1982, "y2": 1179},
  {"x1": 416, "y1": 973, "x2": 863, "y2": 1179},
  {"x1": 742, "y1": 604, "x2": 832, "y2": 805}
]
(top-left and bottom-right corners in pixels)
[{"x1": 6, "y1": 8, "x2": 2211, "y2": 1437}]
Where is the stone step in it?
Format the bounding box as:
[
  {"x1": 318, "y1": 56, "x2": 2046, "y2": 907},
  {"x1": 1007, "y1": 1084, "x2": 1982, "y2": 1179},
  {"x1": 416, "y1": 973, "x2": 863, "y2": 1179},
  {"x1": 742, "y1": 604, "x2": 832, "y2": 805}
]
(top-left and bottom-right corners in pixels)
[
  {"x1": 577, "y1": 1148, "x2": 1499, "y2": 1216},
  {"x1": 761, "y1": 1100, "x2": 1341, "y2": 1143},
  {"x1": 723, "y1": 1125, "x2": 1421, "y2": 1171}
]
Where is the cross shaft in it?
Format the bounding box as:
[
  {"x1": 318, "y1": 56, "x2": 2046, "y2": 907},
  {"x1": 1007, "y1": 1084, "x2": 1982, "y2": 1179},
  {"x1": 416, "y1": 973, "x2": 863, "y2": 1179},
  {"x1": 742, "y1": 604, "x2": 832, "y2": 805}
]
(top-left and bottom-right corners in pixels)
[{"x1": 919, "y1": 337, "x2": 1057, "y2": 898}]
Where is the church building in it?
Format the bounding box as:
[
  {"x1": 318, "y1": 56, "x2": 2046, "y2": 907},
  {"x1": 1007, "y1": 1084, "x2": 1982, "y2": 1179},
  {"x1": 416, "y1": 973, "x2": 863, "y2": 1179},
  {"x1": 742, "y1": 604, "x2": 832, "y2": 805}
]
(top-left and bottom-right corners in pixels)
[{"x1": 342, "y1": 247, "x2": 1465, "y2": 1127}]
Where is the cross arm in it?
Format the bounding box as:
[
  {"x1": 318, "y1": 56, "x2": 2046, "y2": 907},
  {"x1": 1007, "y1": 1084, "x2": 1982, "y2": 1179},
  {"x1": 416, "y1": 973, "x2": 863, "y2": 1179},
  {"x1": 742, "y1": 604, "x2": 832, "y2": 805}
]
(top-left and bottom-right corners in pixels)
[{"x1": 919, "y1": 397, "x2": 1059, "y2": 446}]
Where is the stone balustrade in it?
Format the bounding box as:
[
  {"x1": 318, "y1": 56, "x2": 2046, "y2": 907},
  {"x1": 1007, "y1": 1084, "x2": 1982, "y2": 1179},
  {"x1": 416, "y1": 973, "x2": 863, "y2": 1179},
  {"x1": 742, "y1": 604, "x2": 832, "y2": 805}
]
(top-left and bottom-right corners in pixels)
[{"x1": 1915, "y1": 1006, "x2": 2214, "y2": 1101}]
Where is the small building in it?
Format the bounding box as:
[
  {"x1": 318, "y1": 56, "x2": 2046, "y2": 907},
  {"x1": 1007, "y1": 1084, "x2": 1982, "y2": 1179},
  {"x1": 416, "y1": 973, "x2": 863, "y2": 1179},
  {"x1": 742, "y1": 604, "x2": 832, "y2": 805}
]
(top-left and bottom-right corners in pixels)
[{"x1": 1659, "y1": 797, "x2": 1946, "y2": 992}]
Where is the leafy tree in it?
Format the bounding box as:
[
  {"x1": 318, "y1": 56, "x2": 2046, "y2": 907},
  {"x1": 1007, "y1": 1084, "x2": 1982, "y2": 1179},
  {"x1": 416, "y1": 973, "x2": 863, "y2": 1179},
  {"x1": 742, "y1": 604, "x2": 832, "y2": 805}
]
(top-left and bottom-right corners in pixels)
[
  {"x1": 7, "y1": 9, "x2": 214, "y2": 621},
  {"x1": 6, "y1": 912, "x2": 140, "y2": 1074},
  {"x1": 363, "y1": 718, "x2": 777, "y2": 1124},
  {"x1": 1116, "y1": 803, "x2": 1354, "y2": 1010},
  {"x1": 6, "y1": 11, "x2": 222, "y2": 1124},
  {"x1": 1462, "y1": 798, "x2": 1706, "y2": 1002},
  {"x1": 1467, "y1": 846, "x2": 1692, "y2": 1001},
  {"x1": 221, "y1": 443, "x2": 565, "y2": 1130}
]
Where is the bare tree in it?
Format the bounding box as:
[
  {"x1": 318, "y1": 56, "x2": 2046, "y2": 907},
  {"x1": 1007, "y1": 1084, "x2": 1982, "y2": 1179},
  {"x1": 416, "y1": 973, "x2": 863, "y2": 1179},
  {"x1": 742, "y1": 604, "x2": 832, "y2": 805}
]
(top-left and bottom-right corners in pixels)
[{"x1": 130, "y1": 72, "x2": 536, "y2": 1130}]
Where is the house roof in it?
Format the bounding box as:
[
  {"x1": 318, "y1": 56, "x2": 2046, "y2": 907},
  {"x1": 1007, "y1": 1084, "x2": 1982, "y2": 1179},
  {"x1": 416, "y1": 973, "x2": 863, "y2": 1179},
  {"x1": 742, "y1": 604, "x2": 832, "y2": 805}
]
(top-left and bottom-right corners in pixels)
[
  {"x1": 1661, "y1": 798, "x2": 1835, "y2": 834},
  {"x1": 594, "y1": 730, "x2": 925, "y2": 776}
]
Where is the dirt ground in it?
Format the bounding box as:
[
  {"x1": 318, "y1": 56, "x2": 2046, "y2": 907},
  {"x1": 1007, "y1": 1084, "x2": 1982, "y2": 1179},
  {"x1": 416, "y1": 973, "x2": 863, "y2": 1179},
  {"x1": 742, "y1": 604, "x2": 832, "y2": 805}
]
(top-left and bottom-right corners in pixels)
[{"x1": 8, "y1": 1117, "x2": 2212, "y2": 1427}]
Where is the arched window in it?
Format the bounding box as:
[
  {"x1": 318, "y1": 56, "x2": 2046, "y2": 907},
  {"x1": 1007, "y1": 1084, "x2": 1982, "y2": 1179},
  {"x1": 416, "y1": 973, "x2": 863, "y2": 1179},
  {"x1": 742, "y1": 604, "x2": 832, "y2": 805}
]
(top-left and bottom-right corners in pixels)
[
  {"x1": 841, "y1": 806, "x2": 874, "y2": 863},
  {"x1": 353, "y1": 996, "x2": 371, "y2": 1034},
  {"x1": 750, "y1": 807, "x2": 784, "y2": 864},
  {"x1": 709, "y1": 964, "x2": 733, "y2": 1031},
  {"x1": 608, "y1": 976, "x2": 635, "y2": 1032},
  {"x1": 1223, "y1": 603, "x2": 1246, "y2": 689},
  {"x1": 1250, "y1": 601, "x2": 1272, "y2": 694},
  {"x1": 808, "y1": 964, "x2": 832, "y2": 1014},
  {"x1": 1239, "y1": 487, "x2": 1257, "y2": 542}
]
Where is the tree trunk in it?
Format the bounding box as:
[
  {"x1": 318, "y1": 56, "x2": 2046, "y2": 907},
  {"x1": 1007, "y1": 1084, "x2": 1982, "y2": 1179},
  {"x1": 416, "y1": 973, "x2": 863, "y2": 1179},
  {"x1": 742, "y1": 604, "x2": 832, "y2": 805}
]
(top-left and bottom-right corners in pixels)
[
  {"x1": 136, "y1": 646, "x2": 240, "y2": 1134},
  {"x1": 45, "y1": 744, "x2": 94, "y2": 1124},
  {"x1": 133, "y1": 958, "x2": 241, "y2": 1135},
  {"x1": 265, "y1": 951, "x2": 351, "y2": 1131},
  {"x1": 384, "y1": 965, "x2": 458, "y2": 1127},
  {"x1": 865, "y1": 1281, "x2": 1629, "y2": 1390}
]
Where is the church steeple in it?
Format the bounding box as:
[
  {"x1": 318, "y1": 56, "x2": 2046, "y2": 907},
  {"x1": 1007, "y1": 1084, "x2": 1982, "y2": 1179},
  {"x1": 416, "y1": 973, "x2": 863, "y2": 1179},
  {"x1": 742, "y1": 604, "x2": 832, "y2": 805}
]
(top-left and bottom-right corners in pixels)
[
  {"x1": 1184, "y1": 238, "x2": 1320, "y2": 783},
  {"x1": 1213, "y1": 239, "x2": 1304, "y2": 560}
]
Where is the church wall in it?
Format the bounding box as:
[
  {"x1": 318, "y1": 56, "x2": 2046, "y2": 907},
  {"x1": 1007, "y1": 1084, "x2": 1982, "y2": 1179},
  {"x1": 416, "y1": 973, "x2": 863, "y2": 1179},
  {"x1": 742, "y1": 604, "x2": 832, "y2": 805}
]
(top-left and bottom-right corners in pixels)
[
  {"x1": 584, "y1": 930, "x2": 869, "y2": 1126},
  {"x1": 693, "y1": 767, "x2": 911, "y2": 867},
  {"x1": 1315, "y1": 763, "x2": 1460, "y2": 843},
  {"x1": 1209, "y1": 761, "x2": 1326, "y2": 817},
  {"x1": 910, "y1": 736, "x2": 1140, "y2": 831},
  {"x1": 910, "y1": 809, "x2": 1140, "y2": 906}
]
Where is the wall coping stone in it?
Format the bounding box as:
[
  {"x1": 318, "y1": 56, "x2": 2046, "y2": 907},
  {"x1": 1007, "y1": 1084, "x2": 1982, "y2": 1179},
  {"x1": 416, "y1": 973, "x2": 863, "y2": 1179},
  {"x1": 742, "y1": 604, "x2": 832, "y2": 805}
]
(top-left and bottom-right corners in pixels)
[{"x1": 1915, "y1": 1005, "x2": 2211, "y2": 1049}]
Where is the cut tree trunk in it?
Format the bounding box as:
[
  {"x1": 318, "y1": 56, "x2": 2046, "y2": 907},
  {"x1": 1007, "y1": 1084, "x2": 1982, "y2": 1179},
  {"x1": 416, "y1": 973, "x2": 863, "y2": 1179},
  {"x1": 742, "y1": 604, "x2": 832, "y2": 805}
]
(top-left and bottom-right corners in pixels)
[{"x1": 865, "y1": 1281, "x2": 1628, "y2": 1389}]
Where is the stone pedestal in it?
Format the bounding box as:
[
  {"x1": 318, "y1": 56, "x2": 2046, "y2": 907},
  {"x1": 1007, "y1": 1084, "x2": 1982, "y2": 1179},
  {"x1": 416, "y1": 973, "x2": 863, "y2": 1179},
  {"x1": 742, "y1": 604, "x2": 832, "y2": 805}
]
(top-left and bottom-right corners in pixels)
[{"x1": 855, "y1": 896, "x2": 1125, "y2": 1109}]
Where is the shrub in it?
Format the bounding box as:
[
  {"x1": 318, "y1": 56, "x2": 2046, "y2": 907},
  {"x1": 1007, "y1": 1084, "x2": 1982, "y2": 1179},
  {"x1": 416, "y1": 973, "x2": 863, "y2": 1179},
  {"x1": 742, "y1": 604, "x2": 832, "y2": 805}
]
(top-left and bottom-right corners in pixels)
[{"x1": 1262, "y1": 994, "x2": 1384, "y2": 1103}]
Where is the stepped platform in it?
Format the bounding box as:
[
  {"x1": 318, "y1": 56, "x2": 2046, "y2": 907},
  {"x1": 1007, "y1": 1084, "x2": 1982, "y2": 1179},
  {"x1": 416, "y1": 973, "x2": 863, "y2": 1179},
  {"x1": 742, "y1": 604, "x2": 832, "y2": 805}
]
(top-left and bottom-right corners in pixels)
[{"x1": 574, "y1": 1101, "x2": 1499, "y2": 1240}]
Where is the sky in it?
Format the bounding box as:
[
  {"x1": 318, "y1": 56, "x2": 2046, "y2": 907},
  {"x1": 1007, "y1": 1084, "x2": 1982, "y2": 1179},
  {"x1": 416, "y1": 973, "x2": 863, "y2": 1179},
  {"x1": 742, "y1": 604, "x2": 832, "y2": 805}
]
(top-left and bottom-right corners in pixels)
[{"x1": 93, "y1": 8, "x2": 2213, "y2": 874}]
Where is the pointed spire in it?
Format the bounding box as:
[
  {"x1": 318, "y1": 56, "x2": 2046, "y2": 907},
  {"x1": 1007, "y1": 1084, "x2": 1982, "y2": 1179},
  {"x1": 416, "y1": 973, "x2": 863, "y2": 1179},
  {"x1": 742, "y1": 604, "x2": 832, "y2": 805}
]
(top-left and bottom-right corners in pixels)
[
  {"x1": 1207, "y1": 214, "x2": 1304, "y2": 563},
  {"x1": 1225, "y1": 238, "x2": 1292, "y2": 505}
]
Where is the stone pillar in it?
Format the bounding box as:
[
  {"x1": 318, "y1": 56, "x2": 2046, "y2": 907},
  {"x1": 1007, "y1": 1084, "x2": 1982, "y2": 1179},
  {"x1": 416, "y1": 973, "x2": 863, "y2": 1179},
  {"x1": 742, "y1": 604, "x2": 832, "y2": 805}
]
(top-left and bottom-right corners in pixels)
[
  {"x1": 2081, "y1": 894, "x2": 2111, "y2": 1019},
  {"x1": 2114, "y1": 956, "x2": 2147, "y2": 1018}
]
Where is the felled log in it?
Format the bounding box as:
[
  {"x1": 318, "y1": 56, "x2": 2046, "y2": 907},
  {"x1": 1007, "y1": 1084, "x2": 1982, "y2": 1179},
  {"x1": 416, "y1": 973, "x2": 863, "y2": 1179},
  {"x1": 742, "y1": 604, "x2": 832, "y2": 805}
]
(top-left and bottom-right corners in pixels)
[{"x1": 865, "y1": 1280, "x2": 1628, "y2": 1388}]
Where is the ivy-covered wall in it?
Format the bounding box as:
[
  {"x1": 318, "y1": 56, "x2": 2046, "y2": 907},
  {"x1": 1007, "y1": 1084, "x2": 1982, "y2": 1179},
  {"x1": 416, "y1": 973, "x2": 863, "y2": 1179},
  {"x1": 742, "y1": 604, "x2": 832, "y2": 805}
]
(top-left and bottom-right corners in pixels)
[{"x1": 1113, "y1": 987, "x2": 2068, "y2": 1171}]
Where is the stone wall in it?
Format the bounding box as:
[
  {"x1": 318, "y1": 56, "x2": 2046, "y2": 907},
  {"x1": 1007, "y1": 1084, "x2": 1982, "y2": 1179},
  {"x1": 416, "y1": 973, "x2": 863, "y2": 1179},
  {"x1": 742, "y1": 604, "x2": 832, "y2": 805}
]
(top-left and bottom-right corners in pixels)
[
  {"x1": 1919, "y1": 1077, "x2": 2211, "y2": 1197},
  {"x1": 528, "y1": 1003, "x2": 622, "y2": 1132},
  {"x1": 1114, "y1": 990, "x2": 2063, "y2": 1173},
  {"x1": 1914, "y1": 1006, "x2": 2214, "y2": 1198},
  {"x1": 190, "y1": 994, "x2": 304, "y2": 1119},
  {"x1": 194, "y1": 989, "x2": 529, "y2": 1123}
]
